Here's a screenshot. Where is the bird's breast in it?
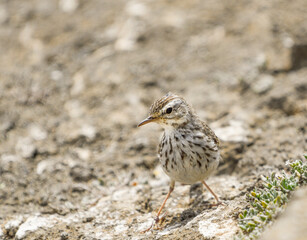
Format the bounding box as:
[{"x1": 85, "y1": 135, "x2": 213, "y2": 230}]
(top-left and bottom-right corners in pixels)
[{"x1": 158, "y1": 129, "x2": 219, "y2": 184}]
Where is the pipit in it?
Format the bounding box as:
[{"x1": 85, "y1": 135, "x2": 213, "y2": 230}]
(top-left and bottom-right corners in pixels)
[{"x1": 138, "y1": 92, "x2": 221, "y2": 231}]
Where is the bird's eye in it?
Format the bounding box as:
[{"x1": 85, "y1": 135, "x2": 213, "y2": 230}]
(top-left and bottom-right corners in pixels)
[{"x1": 166, "y1": 107, "x2": 172, "y2": 114}]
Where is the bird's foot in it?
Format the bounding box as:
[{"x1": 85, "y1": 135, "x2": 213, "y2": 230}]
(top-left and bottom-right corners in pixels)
[
  {"x1": 141, "y1": 213, "x2": 167, "y2": 233},
  {"x1": 209, "y1": 199, "x2": 226, "y2": 207}
]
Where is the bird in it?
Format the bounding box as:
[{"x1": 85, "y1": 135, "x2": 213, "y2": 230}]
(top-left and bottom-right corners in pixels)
[{"x1": 138, "y1": 92, "x2": 221, "y2": 231}]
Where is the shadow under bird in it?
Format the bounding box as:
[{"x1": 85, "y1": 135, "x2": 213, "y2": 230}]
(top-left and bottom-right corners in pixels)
[{"x1": 138, "y1": 92, "x2": 222, "y2": 232}]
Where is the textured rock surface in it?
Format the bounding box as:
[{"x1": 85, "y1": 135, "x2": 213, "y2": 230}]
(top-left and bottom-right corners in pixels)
[{"x1": 0, "y1": 0, "x2": 306, "y2": 239}]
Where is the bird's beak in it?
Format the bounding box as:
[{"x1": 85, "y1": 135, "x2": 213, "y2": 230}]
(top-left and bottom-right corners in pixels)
[{"x1": 137, "y1": 116, "x2": 157, "y2": 127}]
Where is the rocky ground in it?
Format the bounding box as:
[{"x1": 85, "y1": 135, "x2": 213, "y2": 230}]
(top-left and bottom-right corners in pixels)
[{"x1": 0, "y1": 0, "x2": 306, "y2": 239}]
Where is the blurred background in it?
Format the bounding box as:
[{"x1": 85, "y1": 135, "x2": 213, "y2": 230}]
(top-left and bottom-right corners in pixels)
[{"x1": 0, "y1": 0, "x2": 306, "y2": 239}]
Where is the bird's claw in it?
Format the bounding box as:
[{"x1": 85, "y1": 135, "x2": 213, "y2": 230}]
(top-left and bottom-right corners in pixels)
[
  {"x1": 141, "y1": 213, "x2": 166, "y2": 233},
  {"x1": 210, "y1": 200, "x2": 226, "y2": 207}
]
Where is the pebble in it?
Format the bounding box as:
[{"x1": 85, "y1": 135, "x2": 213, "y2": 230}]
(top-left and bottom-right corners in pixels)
[
  {"x1": 15, "y1": 137, "x2": 37, "y2": 159},
  {"x1": 36, "y1": 159, "x2": 54, "y2": 175},
  {"x1": 126, "y1": 1, "x2": 148, "y2": 17},
  {"x1": 70, "y1": 72, "x2": 85, "y2": 95},
  {"x1": 4, "y1": 216, "x2": 23, "y2": 237},
  {"x1": 0, "y1": 120, "x2": 14, "y2": 134},
  {"x1": 252, "y1": 74, "x2": 274, "y2": 94},
  {"x1": 59, "y1": 0, "x2": 79, "y2": 13},
  {"x1": 50, "y1": 70, "x2": 63, "y2": 81},
  {"x1": 0, "y1": 154, "x2": 22, "y2": 172},
  {"x1": 29, "y1": 124, "x2": 47, "y2": 141},
  {"x1": 60, "y1": 231, "x2": 69, "y2": 240},
  {"x1": 80, "y1": 124, "x2": 97, "y2": 140},
  {"x1": 15, "y1": 216, "x2": 54, "y2": 240},
  {"x1": 213, "y1": 120, "x2": 248, "y2": 143},
  {"x1": 0, "y1": 5, "x2": 8, "y2": 24},
  {"x1": 73, "y1": 148, "x2": 91, "y2": 161},
  {"x1": 64, "y1": 100, "x2": 84, "y2": 118},
  {"x1": 70, "y1": 164, "x2": 93, "y2": 182}
]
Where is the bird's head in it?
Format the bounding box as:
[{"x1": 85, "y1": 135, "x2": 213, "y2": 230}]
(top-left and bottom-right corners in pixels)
[{"x1": 138, "y1": 92, "x2": 193, "y2": 129}]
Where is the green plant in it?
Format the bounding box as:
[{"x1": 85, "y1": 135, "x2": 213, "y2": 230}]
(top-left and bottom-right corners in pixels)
[{"x1": 236, "y1": 156, "x2": 307, "y2": 239}]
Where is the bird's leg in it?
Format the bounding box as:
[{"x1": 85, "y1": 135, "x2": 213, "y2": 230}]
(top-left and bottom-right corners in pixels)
[
  {"x1": 202, "y1": 180, "x2": 222, "y2": 205},
  {"x1": 142, "y1": 180, "x2": 175, "y2": 233},
  {"x1": 155, "y1": 180, "x2": 175, "y2": 222}
]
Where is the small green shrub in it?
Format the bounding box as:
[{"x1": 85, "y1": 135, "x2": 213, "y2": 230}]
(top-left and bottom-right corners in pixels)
[{"x1": 236, "y1": 156, "x2": 307, "y2": 239}]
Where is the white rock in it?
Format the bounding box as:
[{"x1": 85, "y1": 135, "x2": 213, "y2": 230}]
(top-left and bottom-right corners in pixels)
[
  {"x1": 74, "y1": 148, "x2": 91, "y2": 161},
  {"x1": 29, "y1": 124, "x2": 47, "y2": 141},
  {"x1": 18, "y1": 25, "x2": 44, "y2": 64},
  {"x1": 36, "y1": 159, "x2": 53, "y2": 175},
  {"x1": 1, "y1": 154, "x2": 21, "y2": 163},
  {"x1": 64, "y1": 100, "x2": 84, "y2": 118},
  {"x1": 213, "y1": 120, "x2": 248, "y2": 143},
  {"x1": 4, "y1": 216, "x2": 23, "y2": 231},
  {"x1": 114, "y1": 15, "x2": 147, "y2": 51},
  {"x1": 15, "y1": 216, "x2": 55, "y2": 239},
  {"x1": 59, "y1": 0, "x2": 79, "y2": 13},
  {"x1": 0, "y1": 226, "x2": 3, "y2": 238},
  {"x1": 15, "y1": 137, "x2": 36, "y2": 159},
  {"x1": 71, "y1": 72, "x2": 85, "y2": 95},
  {"x1": 282, "y1": 36, "x2": 294, "y2": 48},
  {"x1": 0, "y1": 6, "x2": 8, "y2": 24},
  {"x1": 112, "y1": 188, "x2": 139, "y2": 202},
  {"x1": 114, "y1": 223, "x2": 129, "y2": 234},
  {"x1": 162, "y1": 10, "x2": 185, "y2": 28},
  {"x1": 198, "y1": 218, "x2": 237, "y2": 240},
  {"x1": 126, "y1": 1, "x2": 148, "y2": 17},
  {"x1": 252, "y1": 74, "x2": 274, "y2": 94},
  {"x1": 80, "y1": 124, "x2": 97, "y2": 140},
  {"x1": 50, "y1": 70, "x2": 63, "y2": 81}
]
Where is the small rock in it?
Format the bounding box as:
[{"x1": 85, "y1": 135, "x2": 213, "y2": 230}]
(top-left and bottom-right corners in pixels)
[
  {"x1": 0, "y1": 154, "x2": 22, "y2": 173},
  {"x1": 70, "y1": 72, "x2": 85, "y2": 95},
  {"x1": 265, "y1": 39, "x2": 292, "y2": 71},
  {"x1": 70, "y1": 165, "x2": 93, "y2": 182},
  {"x1": 80, "y1": 124, "x2": 97, "y2": 140},
  {"x1": 15, "y1": 137, "x2": 37, "y2": 159},
  {"x1": 0, "y1": 226, "x2": 4, "y2": 238},
  {"x1": 267, "y1": 95, "x2": 297, "y2": 115},
  {"x1": 38, "y1": 195, "x2": 49, "y2": 206},
  {"x1": 4, "y1": 216, "x2": 23, "y2": 238},
  {"x1": 82, "y1": 216, "x2": 94, "y2": 223},
  {"x1": 198, "y1": 218, "x2": 237, "y2": 239},
  {"x1": 50, "y1": 70, "x2": 63, "y2": 81},
  {"x1": 126, "y1": 1, "x2": 148, "y2": 17},
  {"x1": 0, "y1": 5, "x2": 8, "y2": 24},
  {"x1": 73, "y1": 148, "x2": 91, "y2": 161},
  {"x1": 213, "y1": 120, "x2": 248, "y2": 143},
  {"x1": 114, "y1": 223, "x2": 129, "y2": 234},
  {"x1": 72, "y1": 183, "x2": 88, "y2": 193},
  {"x1": 36, "y1": 159, "x2": 54, "y2": 175},
  {"x1": 0, "y1": 120, "x2": 15, "y2": 134},
  {"x1": 64, "y1": 100, "x2": 84, "y2": 118},
  {"x1": 114, "y1": 1, "x2": 149, "y2": 52},
  {"x1": 60, "y1": 231, "x2": 69, "y2": 240},
  {"x1": 29, "y1": 124, "x2": 47, "y2": 141},
  {"x1": 59, "y1": 0, "x2": 79, "y2": 13},
  {"x1": 291, "y1": 42, "x2": 307, "y2": 69},
  {"x1": 251, "y1": 74, "x2": 274, "y2": 94},
  {"x1": 15, "y1": 215, "x2": 55, "y2": 240},
  {"x1": 266, "y1": 37, "x2": 307, "y2": 71},
  {"x1": 180, "y1": 209, "x2": 197, "y2": 221},
  {"x1": 36, "y1": 141, "x2": 58, "y2": 155}
]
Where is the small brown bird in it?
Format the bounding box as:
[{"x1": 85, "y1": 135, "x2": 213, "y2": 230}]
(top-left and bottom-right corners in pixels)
[{"x1": 138, "y1": 92, "x2": 221, "y2": 231}]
